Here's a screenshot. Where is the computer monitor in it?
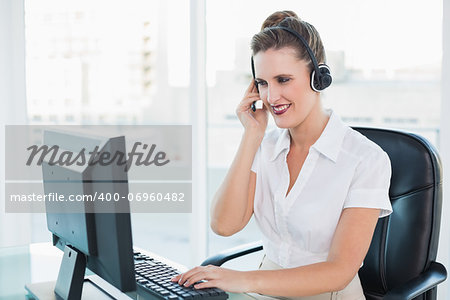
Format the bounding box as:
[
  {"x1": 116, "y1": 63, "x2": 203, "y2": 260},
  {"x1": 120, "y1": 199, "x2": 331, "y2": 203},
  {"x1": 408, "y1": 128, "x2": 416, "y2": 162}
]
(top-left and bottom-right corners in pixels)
[{"x1": 40, "y1": 129, "x2": 136, "y2": 299}]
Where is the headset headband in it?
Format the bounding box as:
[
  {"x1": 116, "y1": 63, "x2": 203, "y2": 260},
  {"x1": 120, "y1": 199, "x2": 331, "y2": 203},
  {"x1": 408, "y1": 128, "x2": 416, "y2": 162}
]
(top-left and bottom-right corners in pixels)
[{"x1": 268, "y1": 25, "x2": 322, "y2": 80}]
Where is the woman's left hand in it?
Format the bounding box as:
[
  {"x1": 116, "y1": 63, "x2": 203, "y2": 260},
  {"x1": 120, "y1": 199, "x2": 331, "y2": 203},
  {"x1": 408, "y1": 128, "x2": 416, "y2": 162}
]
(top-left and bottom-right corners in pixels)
[{"x1": 170, "y1": 265, "x2": 251, "y2": 294}]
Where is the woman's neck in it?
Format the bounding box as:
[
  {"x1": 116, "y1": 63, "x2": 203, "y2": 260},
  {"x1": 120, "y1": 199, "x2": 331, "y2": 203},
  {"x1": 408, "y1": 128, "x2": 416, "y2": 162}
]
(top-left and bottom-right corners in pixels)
[{"x1": 288, "y1": 101, "x2": 330, "y2": 151}]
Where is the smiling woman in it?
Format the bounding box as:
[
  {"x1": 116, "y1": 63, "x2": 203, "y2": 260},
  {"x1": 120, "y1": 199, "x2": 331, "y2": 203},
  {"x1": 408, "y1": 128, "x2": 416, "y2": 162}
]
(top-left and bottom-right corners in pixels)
[
  {"x1": 204, "y1": 2, "x2": 443, "y2": 288},
  {"x1": 176, "y1": 10, "x2": 392, "y2": 300}
]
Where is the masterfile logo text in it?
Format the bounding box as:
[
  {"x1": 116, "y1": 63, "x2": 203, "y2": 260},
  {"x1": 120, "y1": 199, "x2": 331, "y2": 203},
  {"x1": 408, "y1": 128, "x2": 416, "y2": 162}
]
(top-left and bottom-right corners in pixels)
[
  {"x1": 26, "y1": 142, "x2": 170, "y2": 172},
  {"x1": 4, "y1": 125, "x2": 192, "y2": 213}
]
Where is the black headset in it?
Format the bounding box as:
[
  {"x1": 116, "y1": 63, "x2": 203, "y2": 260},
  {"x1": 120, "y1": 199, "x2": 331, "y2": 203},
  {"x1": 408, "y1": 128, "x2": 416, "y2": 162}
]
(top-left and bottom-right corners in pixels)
[{"x1": 251, "y1": 24, "x2": 332, "y2": 94}]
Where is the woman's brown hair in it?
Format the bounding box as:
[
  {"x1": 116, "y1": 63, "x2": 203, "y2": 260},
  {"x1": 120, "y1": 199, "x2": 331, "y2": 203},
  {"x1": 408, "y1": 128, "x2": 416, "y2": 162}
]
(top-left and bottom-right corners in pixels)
[{"x1": 251, "y1": 10, "x2": 326, "y2": 71}]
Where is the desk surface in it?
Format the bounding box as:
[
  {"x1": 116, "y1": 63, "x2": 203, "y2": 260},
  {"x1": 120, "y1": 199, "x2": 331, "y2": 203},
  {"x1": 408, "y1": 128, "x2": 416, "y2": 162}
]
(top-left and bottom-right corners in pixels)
[{"x1": 0, "y1": 243, "x2": 271, "y2": 300}]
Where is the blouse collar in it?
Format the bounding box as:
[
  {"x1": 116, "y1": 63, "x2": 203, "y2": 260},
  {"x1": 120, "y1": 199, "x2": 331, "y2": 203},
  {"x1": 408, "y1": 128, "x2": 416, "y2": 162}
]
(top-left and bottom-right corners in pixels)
[{"x1": 270, "y1": 110, "x2": 348, "y2": 163}]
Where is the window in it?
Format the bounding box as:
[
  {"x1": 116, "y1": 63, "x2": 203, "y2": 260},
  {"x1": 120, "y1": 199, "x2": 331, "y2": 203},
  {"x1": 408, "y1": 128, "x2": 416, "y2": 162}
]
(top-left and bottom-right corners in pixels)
[
  {"x1": 205, "y1": 0, "x2": 442, "y2": 266},
  {"x1": 23, "y1": 0, "x2": 443, "y2": 271},
  {"x1": 24, "y1": 0, "x2": 192, "y2": 265}
]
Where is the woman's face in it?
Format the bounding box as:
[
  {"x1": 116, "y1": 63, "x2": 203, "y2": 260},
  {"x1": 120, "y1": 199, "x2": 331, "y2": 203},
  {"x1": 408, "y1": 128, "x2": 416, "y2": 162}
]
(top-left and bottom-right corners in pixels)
[{"x1": 253, "y1": 47, "x2": 318, "y2": 129}]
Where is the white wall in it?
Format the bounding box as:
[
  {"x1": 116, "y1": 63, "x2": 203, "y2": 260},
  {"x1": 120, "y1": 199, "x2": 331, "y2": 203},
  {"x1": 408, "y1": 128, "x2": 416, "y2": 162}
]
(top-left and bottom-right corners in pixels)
[
  {"x1": 438, "y1": 0, "x2": 450, "y2": 298},
  {"x1": 0, "y1": 0, "x2": 31, "y2": 247}
]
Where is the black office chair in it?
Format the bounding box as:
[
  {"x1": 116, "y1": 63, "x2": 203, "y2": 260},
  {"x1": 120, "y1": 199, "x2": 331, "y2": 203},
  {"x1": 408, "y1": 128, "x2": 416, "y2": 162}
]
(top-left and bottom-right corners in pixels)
[{"x1": 202, "y1": 128, "x2": 447, "y2": 300}]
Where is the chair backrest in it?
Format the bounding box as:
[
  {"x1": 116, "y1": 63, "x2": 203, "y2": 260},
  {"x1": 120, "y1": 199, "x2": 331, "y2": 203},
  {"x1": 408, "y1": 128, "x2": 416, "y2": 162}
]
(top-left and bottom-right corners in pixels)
[{"x1": 355, "y1": 128, "x2": 443, "y2": 300}]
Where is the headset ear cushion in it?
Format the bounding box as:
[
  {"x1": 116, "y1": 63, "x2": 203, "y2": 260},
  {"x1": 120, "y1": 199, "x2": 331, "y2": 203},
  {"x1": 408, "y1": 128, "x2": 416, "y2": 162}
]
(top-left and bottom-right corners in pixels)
[
  {"x1": 311, "y1": 64, "x2": 332, "y2": 92},
  {"x1": 319, "y1": 64, "x2": 332, "y2": 89}
]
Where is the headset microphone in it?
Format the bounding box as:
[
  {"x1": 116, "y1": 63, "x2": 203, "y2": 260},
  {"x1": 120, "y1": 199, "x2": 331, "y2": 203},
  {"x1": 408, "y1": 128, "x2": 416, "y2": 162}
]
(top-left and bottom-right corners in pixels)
[{"x1": 251, "y1": 57, "x2": 258, "y2": 112}]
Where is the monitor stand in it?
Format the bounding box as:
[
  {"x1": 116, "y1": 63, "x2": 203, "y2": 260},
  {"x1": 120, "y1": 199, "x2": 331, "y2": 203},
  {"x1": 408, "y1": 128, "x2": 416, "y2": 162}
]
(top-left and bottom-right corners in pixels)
[
  {"x1": 25, "y1": 245, "x2": 136, "y2": 300},
  {"x1": 54, "y1": 245, "x2": 86, "y2": 299}
]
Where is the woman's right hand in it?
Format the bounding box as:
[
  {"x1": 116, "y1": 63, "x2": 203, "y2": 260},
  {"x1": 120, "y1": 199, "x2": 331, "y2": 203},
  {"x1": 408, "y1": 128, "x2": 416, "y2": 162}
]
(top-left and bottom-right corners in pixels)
[{"x1": 236, "y1": 80, "x2": 268, "y2": 139}]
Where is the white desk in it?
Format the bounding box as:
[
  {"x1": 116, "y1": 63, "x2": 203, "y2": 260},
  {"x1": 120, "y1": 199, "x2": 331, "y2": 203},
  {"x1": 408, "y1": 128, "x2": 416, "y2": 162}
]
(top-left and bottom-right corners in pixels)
[{"x1": 0, "y1": 243, "x2": 270, "y2": 300}]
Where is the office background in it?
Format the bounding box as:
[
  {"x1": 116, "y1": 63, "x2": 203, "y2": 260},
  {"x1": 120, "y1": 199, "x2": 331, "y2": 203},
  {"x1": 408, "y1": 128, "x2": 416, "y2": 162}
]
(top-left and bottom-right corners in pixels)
[{"x1": 1, "y1": 0, "x2": 449, "y2": 298}]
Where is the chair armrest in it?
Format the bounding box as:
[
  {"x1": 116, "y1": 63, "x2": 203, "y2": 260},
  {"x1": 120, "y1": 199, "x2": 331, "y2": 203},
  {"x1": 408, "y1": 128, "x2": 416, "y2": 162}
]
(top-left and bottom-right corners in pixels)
[
  {"x1": 384, "y1": 261, "x2": 447, "y2": 300},
  {"x1": 201, "y1": 241, "x2": 263, "y2": 266}
]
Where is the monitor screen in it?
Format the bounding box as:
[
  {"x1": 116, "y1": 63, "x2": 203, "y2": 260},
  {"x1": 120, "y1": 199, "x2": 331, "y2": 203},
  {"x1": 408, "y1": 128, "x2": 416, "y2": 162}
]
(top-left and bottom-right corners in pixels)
[{"x1": 42, "y1": 129, "x2": 136, "y2": 296}]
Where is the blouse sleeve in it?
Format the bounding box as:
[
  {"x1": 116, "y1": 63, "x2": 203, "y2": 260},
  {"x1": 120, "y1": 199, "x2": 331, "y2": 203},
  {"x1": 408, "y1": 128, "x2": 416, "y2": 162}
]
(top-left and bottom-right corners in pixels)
[
  {"x1": 250, "y1": 145, "x2": 261, "y2": 174},
  {"x1": 343, "y1": 149, "x2": 393, "y2": 218}
]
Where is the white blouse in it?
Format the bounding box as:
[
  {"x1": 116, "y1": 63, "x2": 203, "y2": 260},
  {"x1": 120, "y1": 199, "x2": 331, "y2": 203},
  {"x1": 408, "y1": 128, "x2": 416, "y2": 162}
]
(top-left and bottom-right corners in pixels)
[{"x1": 251, "y1": 110, "x2": 392, "y2": 268}]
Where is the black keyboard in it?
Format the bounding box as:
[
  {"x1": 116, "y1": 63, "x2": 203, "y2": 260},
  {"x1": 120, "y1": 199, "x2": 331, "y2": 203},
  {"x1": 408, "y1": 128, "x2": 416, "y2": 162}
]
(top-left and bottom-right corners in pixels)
[{"x1": 134, "y1": 251, "x2": 229, "y2": 300}]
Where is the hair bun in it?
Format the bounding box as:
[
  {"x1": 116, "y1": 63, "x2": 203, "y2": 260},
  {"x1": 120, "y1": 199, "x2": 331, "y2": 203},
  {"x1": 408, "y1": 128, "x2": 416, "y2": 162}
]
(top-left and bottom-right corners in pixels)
[{"x1": 261, "y1": 10, "x2": 299, "y2": 30}]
